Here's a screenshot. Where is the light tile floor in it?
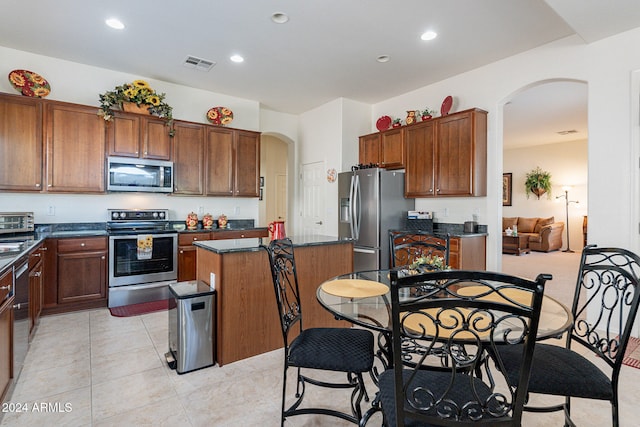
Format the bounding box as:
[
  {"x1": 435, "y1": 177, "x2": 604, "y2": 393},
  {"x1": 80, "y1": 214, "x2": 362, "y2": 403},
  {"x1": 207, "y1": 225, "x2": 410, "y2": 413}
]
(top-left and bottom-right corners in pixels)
[{"x1": 1, "y1": 252, "x2": 639, "y2": 426}]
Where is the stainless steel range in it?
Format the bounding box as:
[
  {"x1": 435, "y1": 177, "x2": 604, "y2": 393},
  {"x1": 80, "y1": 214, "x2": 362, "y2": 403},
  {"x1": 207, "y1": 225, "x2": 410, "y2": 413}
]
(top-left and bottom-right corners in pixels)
[{"x1": 107, "y1": 209, "x2": 178, "y2": 308}]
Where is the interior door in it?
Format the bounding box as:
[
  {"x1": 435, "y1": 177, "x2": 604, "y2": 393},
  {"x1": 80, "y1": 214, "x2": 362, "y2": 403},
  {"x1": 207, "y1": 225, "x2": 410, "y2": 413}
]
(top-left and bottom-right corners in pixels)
[{"x1": 301, "y1": 162, "x2": 325, "y2": 235}]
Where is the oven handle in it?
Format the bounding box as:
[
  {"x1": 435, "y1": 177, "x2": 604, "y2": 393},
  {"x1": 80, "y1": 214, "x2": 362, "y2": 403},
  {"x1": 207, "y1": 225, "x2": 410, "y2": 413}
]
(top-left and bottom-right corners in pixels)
[{"x1": 109, "y1": 232, "x2": 178, "y2": 240}]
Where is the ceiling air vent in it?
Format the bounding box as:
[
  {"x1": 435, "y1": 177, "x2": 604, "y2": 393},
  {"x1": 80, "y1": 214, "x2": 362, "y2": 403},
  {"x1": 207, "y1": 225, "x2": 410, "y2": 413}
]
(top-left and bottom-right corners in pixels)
[{"x1": 183, "y1": 56, "x2": 216, "y2": 71}]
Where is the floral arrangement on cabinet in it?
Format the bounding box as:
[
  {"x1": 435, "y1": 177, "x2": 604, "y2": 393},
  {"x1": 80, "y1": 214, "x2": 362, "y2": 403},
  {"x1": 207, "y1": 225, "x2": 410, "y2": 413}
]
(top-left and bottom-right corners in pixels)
[{"x1": 98, "y1": 79, "x2": 174, "y2": 135}]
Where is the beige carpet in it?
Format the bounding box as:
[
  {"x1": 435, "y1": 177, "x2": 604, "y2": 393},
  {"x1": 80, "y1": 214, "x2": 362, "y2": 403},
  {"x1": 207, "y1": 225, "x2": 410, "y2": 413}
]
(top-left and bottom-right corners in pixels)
[{"x1": 501, "y1": 249, "x2": 582, "y2": 308}]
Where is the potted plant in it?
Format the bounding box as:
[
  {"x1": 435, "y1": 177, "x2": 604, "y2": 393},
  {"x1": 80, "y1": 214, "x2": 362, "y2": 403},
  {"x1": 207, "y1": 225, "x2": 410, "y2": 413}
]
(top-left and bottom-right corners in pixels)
[
  {"x1": 98, "y1": 79, "x2": 174, "y2": 136},
  {"x1": 392, "y1": 118, "x2": 403, "y2": 128},
  {"x1": 525, "y1": 166, "x2": 552, "y2": 199},
  {"x1": 421, "y1": 108, "x2": 436, "y2": 121}
]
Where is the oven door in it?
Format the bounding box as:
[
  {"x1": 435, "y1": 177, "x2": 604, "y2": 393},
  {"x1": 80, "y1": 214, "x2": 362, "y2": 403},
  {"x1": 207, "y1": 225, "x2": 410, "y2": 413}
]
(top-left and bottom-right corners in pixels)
[{"x1": 109, "y1": 233, "x2": 178, "y2": 287}]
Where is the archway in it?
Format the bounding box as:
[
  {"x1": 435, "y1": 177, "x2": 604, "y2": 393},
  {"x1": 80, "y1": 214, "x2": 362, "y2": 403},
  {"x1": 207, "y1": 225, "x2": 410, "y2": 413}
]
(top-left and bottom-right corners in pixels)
[{"x1": 259, "y1": 133, "x2": 294, "y2": 229}]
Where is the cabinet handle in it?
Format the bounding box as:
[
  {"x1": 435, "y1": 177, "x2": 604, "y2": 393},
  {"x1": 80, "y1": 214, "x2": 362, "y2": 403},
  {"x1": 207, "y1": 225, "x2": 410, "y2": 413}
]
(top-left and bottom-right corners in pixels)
[
  {"x1": 0, "y1": 285, "x2": 10, "y2": 291},
  {"x1": 40, "y1": 247, "x2": 48, "y2": 251},
  {"x1": 180, "y1": 250, "x2": 184, "y2": 254},
  {"x1": 193, "y1": 237, "x2": 198, "y2": 241},
  {"x1": 101, "y1": 256, "x2": 105, "y2": 260},
  {"x1": 35, "y1": 183, "x2": 41, "y2": 188},
  {"x1": 34, "y1": 272, "x2": 41, "y2": 277},
  {"x1": 80, "y1": 243, "x2": 86, "y2": 247},
  {"x1": 33, "y1": 252, "x2": 41, "y2": 257},
  {"x1": 240, "y1": 234, "x2": 245, "y2": 238},
  {"x1": 144, "y1": 151, "x2": 147, "y2": 155}
]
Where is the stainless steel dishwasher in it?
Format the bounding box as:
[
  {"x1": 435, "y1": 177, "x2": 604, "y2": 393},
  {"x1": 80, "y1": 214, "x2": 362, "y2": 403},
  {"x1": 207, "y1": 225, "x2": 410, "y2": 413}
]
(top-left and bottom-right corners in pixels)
[{"x1": 13, "y1": 255, "x2": 29, "y2": 380}]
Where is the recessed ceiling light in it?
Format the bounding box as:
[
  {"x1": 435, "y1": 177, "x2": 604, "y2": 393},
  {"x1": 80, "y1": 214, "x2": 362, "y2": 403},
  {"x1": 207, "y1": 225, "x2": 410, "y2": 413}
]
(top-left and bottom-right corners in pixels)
[
  {"x1": 420, "y1": 30, "x2": 437, "y2": 41},
  {"x1": 271, "y1": 12, "x2": 289, "y2": 24},
  {"x1": 105, "y1": 18, "x2": 125, "y2": 30},
  {"x1": 230, "y1": 54, "x2": 244, "y2": 63},
  {"x1": 377, "y1": 55, "x2": 390, "y2": 63}
]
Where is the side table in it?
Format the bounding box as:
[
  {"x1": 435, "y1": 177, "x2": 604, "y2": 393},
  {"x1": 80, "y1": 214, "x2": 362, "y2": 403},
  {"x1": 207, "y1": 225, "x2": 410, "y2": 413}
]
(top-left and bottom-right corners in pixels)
[{"x1": 502, "y1": 233, "x2": 530, "y2": 256}]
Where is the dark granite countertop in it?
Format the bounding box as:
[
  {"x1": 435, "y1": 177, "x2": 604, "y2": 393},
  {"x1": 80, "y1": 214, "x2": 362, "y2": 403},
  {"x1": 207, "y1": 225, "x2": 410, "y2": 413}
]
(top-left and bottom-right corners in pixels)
[{"x1": 194, "y1": 235, "x2": 351, "y2": 254}]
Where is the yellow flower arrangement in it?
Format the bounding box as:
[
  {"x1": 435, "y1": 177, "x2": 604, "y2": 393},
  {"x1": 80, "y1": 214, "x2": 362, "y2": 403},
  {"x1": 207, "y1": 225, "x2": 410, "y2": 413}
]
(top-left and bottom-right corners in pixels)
[{"x1": 98, "y1": 80, "x2": 174, "y2": 135}]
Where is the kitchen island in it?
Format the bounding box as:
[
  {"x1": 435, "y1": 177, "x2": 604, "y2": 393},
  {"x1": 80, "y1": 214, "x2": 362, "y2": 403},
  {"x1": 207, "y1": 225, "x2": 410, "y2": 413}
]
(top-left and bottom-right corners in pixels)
[{"x1": 194, "y1": 236, "x2": 354, "y2": 366}]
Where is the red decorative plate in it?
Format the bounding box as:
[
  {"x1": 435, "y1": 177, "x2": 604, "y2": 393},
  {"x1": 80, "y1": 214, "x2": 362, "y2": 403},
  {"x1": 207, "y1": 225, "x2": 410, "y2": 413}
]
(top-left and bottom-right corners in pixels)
[
  {"x1": 376, "y1": 115, "x2": 392, "y2": 132},
  {"x1": 441, "y1": 95, "x2": 453, "y2": 116},
  {"x1": 206, "y1": 106, "x2": 234, "y2": 126},
  {"x1": 8, "y1": 69, "x2": 51, "y2": 98}
]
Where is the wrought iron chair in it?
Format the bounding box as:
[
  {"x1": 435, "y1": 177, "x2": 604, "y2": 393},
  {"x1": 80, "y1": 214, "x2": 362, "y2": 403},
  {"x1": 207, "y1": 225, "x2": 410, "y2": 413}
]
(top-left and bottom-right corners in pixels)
[
  {"x1": 264, "y1": 238, "x2": 375, "y2": 426},
  {"x1": 389, "y1": 230, "x2": 450, "y2": 269},
  {"x1": 497, "y1": 245, "x2": 640, "y2": 427},
  {"x1": 361, "y1": 269, "x2": 550, "y2": 427}
]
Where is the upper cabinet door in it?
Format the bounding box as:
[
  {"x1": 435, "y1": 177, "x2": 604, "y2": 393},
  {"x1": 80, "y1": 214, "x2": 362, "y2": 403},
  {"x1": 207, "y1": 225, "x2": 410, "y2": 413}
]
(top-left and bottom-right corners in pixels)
[
  {"x1": 106, "y1": 113, "x2": 140, "y2": 157},
  {"x1": 404, "y1": 120, "x2": 436, "y2": 197},
  {"x1": 0, "y1": 94, "x2": 43, "y2": 191},
  {"x1": 44, "y1": 102, "x2": 105, "y2": 193},
  {"x1": 173, "y1": 121, "x2": 205, "y2": 195},
  {"x1": 205, "y1": 127, "x2": 234, "y2": 196},
  {"x1": 234, "y1": 130, "x2": 260, "y2": 197},
  {"x1": 141, "y1": 118, "x2": 172, "y2": 160},
  {"x1": 380, "y1": 128, "x2": 404, "y2": 169},
  {"x1": 359, "y1": 133, "x2": 380, "y2": 166},
  {"x1": 107, "y1": 113, "x2": 171, "y2": 160}
]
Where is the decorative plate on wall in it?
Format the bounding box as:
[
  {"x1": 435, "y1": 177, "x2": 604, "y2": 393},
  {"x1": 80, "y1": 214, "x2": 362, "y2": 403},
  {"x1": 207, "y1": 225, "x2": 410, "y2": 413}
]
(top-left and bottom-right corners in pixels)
[
  {"x1": 8, "y1": 69, "x2": 51, "y2": 98},
  {"x1": 376, "y1": 115, "x2": 392, "y2": 131},
  {"x1": 440, "y1": 95, "x2": 453, "y2": 116},
  {"x1": 206, "y1": 106, "x2": 234, "y2": 126}
]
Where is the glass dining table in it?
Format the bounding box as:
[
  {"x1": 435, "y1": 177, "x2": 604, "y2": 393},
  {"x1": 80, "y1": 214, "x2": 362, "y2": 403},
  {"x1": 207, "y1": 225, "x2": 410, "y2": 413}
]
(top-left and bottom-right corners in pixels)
[{"x1": 317, "y1": 269, "x2": 573, "y2": 373}]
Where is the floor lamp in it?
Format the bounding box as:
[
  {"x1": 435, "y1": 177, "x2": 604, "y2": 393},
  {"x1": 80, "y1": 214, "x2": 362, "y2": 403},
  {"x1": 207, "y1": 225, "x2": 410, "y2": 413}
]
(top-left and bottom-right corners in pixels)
[{"x1": 556, "y1": 186, "x2": 579, "y2": 253}]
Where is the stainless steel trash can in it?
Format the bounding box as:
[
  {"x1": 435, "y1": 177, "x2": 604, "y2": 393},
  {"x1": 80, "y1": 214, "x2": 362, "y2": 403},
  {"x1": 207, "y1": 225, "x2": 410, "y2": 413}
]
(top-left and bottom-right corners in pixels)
[{"x1": 168, "y1": 280, "x2": 215, "y2": 374}]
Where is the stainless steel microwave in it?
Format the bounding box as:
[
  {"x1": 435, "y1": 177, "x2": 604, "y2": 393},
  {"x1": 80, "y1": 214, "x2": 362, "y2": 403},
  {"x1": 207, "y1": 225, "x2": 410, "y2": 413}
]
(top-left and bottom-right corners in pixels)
[{"x1": 107, "y1": 157, "x2": 174, "y2": 193}]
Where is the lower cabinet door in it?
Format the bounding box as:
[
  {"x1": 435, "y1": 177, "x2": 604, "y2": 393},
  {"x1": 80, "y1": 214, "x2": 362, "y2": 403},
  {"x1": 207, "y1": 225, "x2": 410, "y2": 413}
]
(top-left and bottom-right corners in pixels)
[
  {"x1": 0, "y1": 297, "x2": 13, "y2": 402},
  {"x1": 57, "y1": 251, "x2": 107, "y2": 304}
]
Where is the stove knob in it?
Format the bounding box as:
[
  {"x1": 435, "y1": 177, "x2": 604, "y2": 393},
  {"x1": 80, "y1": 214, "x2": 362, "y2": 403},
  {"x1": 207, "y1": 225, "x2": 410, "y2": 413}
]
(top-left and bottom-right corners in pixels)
[
  {"x1": 120, "y1": 212, "x2": 126, "y2": 218},
  {"x1": 159, "y1": 212, "x2": 165, "y2": 218},
  {"x1": 152, "y1": 212, "x2": 158, "y2": 218},
  {"x1": 112, "y1": 212, "x2": 120, "y2": 219}
]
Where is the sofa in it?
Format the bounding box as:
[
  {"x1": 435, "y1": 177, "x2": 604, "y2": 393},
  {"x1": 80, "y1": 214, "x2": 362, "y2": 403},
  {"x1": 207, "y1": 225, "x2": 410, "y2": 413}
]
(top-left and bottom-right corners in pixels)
[{"x1": 502, "y1": 216, "x2": 564, "y2": 252}]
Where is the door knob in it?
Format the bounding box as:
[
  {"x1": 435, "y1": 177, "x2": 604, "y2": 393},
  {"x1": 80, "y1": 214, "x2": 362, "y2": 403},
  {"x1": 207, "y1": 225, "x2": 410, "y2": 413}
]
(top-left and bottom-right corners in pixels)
[{"x1": 315, "y1": 221, "x2": 323, "y2": 225}]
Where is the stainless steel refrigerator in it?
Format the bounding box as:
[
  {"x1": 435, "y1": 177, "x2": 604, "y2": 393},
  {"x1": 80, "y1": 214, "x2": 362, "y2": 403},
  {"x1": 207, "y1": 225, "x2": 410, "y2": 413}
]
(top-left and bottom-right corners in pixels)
[{"x1": 338, "y1": 168, "x2": 414, "y2": 271}]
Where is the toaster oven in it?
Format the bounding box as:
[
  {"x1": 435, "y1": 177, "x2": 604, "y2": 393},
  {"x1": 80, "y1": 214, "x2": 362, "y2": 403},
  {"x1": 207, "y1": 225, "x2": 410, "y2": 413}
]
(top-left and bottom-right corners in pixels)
[{"x1": 0, "y1": 212, "x2": 34, "y2": 234}]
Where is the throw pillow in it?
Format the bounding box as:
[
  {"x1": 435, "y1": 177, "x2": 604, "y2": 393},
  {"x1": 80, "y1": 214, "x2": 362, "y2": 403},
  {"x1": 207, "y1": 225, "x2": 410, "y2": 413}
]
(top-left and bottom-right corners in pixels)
[
  {"x1": 534, "y1": 216, "x2": 555, "y2": 233},
  {"x1": 517, "y1": 217, "x2": 539, "y2": 233},
  {"x1": 503, "y1": 217, "x2": 518, "y2": 231}
]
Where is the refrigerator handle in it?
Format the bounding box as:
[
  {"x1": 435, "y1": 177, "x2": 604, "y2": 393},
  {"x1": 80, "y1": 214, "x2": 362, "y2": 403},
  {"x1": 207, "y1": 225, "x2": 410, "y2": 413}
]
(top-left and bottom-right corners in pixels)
[
  {"x1": 353, "y1": 174, "x2": 361, "y2": 240},
  {"x1": 349, "y1": 174, "x2": 356, "y2": 239}
]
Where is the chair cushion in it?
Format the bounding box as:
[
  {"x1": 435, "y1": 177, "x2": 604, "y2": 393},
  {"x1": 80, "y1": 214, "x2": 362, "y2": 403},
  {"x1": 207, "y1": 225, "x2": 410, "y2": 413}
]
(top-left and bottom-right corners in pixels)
[
  {"x1": 288, "y1": 327, "x2": 374, "y2": 373},
  {"x1": 378, "y1": 369, "x2": 497, "y2": 426},
  {"x1": 517, "y1": 217, "x2": 539, "y2": 233},
  {"x1": 534, "y1": 216, "x2": 555, "y2": 233},
  {"x1": 498, "y1": 343, "x2": 613, "y2": 400}
]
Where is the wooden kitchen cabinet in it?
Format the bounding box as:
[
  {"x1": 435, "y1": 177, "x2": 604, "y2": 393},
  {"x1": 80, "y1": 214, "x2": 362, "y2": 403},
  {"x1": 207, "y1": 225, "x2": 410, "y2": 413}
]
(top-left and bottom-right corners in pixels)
[
  {"x1": 178, "y1": 232, "x2": 210, "y2": 281},
  {"x1": 358, "y1": 128, "x2": 404, "y2": 169},
  {"x1": 0, "y1": 93, "x2": 43, "y2": 191},
  {"x1": 210, "y1": 229, "x2": 268, "y2": 240},
  {"x1": 106, "y1": 113, "x2": 172, "y2": 160},
  {"x1": 173, "y1": 121, "x2": 205, "y2": 195},
  {"x1": 448, "y1": 235, "x2": 486, "y2": 270},
  {"x1": 56, "y1": 237, "x2": 107, "y2": 306},
  {"x1": 359, "y1": 133, "x2": 380, "y2": 166},
  {"x1": 0, "y1": 269, "x2": 13, "y2": 403},
  {"x1": 44, "y1": 101, "x2": 106, "y2": 193},
  {"x1": 205, "y1": 127, "x2": 260, "y2": 197},
  {"x1": 28, "y1": 243, "x2": 45, "y2": 340},
  {"x1": 404, "y1": 108, "x2": 487, "y2": 198}
]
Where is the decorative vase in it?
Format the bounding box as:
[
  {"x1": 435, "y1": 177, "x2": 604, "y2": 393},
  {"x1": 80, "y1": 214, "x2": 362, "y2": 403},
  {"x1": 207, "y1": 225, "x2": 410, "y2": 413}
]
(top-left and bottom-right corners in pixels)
[
  {"x1": 421, "y1": 114, "x2": 432, "y2": 121},
  {"x1": 405, "y1": 110, "x2": 417, "y2": 125},
  {"x1": 218, "y1": 214, "x2": 228, "y2": 229},
  {"x1": 186, "y1": 212, "x2": 198, "y2": 230},
  {"x1": 532, "y1": 188, "x2": 547, "y2": 199},
  {"x1": 202, "y1": 213, "x2": 214, "y2": 229},
  {"x1": 392, "y1": 121, "x2": 402, "y2": 128},
  {"x1": 121, "y1": 102, "x2": 150, "y2": 115}
]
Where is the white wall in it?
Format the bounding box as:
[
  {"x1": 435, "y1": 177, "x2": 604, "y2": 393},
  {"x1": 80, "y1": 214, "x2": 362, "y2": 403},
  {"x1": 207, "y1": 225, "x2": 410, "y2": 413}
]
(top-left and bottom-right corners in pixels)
[
  {"x1": 365, "y1": 29, "x2": 640, "y2": 270},
  {"x1": 504, "y1": 140, "x2": 588, "y2": 251}
]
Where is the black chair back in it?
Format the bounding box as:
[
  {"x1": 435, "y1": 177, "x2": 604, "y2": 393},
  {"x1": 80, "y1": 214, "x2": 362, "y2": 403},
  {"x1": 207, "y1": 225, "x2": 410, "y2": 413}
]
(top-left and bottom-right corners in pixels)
[
  {"x1": 265, "y1": 238, "x2": 302, "y2": 345},
  {"x1": 569, "y1": 245, "x2": 640, "y2": 372},
  {"x1": 384, "y1": 269, "x2": 550, "y2": 426},
  {"x1": 389, "y1": 230, "x2": 450, "y2": 268}
]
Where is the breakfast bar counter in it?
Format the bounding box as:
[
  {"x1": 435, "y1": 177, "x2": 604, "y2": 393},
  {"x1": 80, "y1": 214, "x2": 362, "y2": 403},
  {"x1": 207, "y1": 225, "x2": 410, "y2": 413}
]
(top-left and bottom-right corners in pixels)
[{"x1": 194, "y1": 236, "x2": 354, "y2": 366}]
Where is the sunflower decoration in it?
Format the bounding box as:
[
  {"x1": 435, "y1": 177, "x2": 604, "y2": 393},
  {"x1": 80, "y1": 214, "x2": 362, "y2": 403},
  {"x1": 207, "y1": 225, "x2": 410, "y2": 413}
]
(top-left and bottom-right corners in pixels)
[
  {"x1": 206, "y1": 106, "x2": 234, "y2": 126},
  {"x1": 8, "y1": 69, "x2": 51, "y2": 98},
  {"x1": 98, "y1": 79, "x2": 174, "y2": 136}
]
